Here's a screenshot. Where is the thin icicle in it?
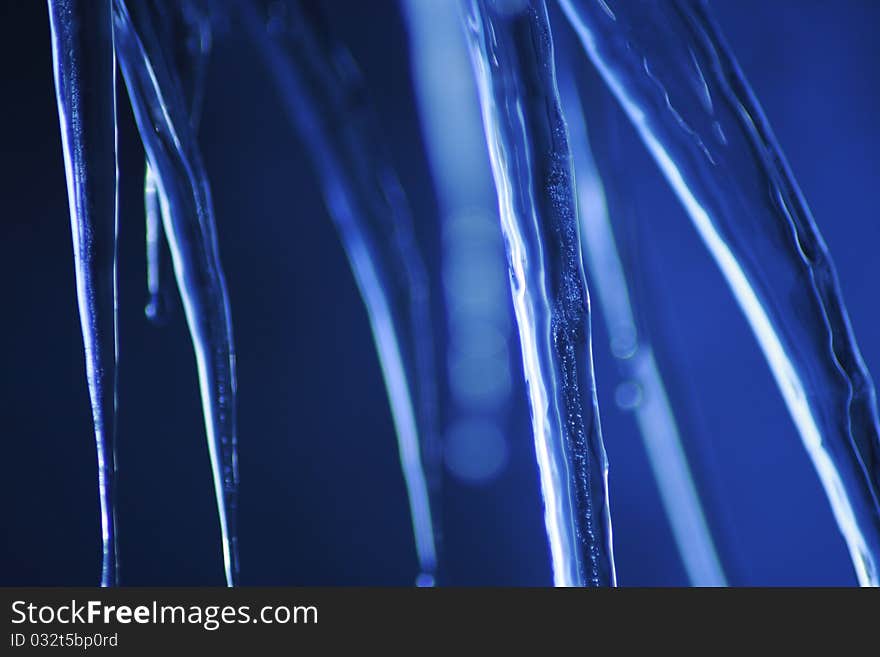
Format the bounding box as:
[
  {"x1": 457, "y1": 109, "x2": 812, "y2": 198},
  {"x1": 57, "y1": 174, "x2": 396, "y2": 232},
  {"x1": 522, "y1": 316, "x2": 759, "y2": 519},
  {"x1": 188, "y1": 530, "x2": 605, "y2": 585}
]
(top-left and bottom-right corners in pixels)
[
  {"x1": 234, "y1": 0, "x2": 440, "y2": 584},
  {"x1": 47, "y1": 0, "x2": 120, "y2": 587},
  {"x1": 113, "y1": 0, "x2": 240, "y2": 586},
  {"x1": 143, "y1": 0, "x2": 212, "y2": 325},
  {"x1": 403, "y1": 0, "x2": 515, "y2": 487},
  {"x1": 144, "y1": 165, "x2": 165, "y2": 322},
  {"x1": 559, "y1": 63, "x2": 726, "y2": 586}
]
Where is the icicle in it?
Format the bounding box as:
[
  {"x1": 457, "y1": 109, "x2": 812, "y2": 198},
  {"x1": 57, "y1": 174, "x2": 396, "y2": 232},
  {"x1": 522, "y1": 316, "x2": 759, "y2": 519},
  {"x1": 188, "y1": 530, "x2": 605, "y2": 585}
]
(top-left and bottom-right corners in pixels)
[
  {"x1": 463, "y1": 0, "x2": 615, "y2": 586},
  {"x1": 48, "y1": 0, "x2": 120, "y2": 586},
  {"x1": 234, "y1": 0, "x2": 441, "y2": 583},
  {"x1": 560, "y1": 0, "x2": 880, "y2": 585},
  {"x1": 559, "y1": 62, "x2": 726, "y2": 586},
  {"x1": 113, "y1": 0, "x2": 240, "y2": 586}
]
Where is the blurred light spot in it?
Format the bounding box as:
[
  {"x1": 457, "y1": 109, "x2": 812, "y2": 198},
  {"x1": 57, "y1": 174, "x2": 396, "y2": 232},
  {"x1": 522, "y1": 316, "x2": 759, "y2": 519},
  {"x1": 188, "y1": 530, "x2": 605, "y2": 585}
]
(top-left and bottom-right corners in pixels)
[
  {"x1": 415, "y1": 572, "x2": 436, "y2": 587},
  {"x1": 448, "y1": 319, "x2": 507, "y2": 359},
  {"x1": 443, "y1": 247, "x2": 507, "y2": 313},
  {"x1": 442, "y1": 209, "x2": 499, "y2": 243},
  {"x1": 444, "y1": 419, "x2": 508, "y2": 484},
  {"x1": 615, "y1": 380, "x2": 643, "y2": 410},
  {"x1": 609, "y1": 324, "x2": 638, "y2": 360},
  {"x1": 448, "y1": 351, "x2": 511, "y2": 407}
]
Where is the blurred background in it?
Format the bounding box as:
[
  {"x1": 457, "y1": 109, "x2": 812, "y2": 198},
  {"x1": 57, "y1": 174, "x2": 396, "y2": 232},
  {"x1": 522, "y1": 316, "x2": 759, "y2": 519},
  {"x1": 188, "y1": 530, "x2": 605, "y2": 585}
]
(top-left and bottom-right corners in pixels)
[{"x1": 1, "y1": 0, "x2": 878, "y2": 586}]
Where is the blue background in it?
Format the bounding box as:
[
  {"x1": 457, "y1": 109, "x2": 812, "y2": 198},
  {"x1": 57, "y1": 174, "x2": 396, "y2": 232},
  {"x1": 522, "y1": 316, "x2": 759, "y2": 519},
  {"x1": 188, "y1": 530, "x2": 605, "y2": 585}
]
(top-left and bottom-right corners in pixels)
[{"x1": 1, "y1": 0, "x2": 878, "y2": 585}]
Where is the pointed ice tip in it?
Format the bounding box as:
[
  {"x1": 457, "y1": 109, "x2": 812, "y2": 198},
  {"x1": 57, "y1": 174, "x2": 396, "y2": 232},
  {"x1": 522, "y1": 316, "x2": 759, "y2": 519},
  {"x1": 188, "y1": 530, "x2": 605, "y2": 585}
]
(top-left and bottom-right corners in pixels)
[
  {"x1": 144, "y1": 295, "x2": 170, "y2": 326},
  {"x1": 415, "y1": 572, "x2": 436, "y2": 587}
]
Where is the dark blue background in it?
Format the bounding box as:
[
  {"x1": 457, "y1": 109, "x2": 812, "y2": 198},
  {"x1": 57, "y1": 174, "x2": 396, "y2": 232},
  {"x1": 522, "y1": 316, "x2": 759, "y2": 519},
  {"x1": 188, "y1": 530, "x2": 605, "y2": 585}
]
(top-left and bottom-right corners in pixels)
[{"x1": 1, "y1": 0, "x2": 877, "y2": 586}]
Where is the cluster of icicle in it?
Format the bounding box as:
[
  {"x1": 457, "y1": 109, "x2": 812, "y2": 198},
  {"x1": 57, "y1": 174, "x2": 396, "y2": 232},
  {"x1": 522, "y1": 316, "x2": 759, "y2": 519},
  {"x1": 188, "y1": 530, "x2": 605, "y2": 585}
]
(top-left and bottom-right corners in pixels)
[{"x1": 48, "y1": 0, "x2": 880, "y2": 587}]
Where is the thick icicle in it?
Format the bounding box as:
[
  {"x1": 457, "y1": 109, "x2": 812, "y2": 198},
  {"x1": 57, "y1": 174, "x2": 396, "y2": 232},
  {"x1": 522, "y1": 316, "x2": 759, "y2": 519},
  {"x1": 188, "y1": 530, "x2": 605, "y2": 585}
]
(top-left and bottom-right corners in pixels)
[
  {"x1": 559, "y1": 62, "x2": 726, "y2": 586},
  {"x1": 113, "y1": 0, "x2": 240, "y2": 586},
  {"x1": 234, "y1": 0, "x2": 439, "y2": 583},
  {"x1": 47, "y1": 0, "x2": 120, "y2": 587},
  {"x1": 462, "y1": 0, "x2": 615, "y2": 586},
  {"x1": 559, "y1": 0, "x2": 880, "y2": 585}
]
